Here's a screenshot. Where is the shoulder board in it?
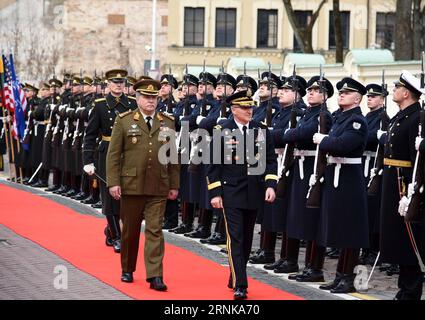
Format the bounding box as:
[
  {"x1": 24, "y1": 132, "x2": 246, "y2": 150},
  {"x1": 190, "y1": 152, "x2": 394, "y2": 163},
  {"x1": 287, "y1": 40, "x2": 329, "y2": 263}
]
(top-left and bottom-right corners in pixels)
[
  {"x1": 128, "y1": 96, "x2": 137, "y2": 100},
  {"x1": 159, "y1": 112, "x2": 174, "y2": 121},
  {"x1": 95, "y1": 98, "x2": 106, "y2": 103},
  {"x1": 118, "y1": 110, "x2": 132, "y2": 118},
  {"x1": 214, "y1": 124, "x2": 222, "y2": 130}
]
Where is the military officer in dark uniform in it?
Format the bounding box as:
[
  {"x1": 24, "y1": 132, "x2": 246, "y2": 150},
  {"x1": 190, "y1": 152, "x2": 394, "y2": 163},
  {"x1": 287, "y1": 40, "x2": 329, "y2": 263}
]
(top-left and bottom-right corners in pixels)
[
  {"x1": 276, "y1": 76, "x2": 333, "y2": 282},
  {"x1": 157, "y1": 74, "x2": 178, "y2": 114},
  {"x1": 359, "y1": 84, "x2": 389, "y2": 266},
  {"x1": 314, "y1": 77, "x2": 369, "y2": 294},
  {"x1": 207, "y1": 90, "x2": 278, "y2": 299},
  {"x1": 106, "y1": 79, "x2": 179, "y2": 291},
  {"x1": 83, "y1": 69, "x2": 137, "y2": 253},
  {"x1": 380, "y1": 71, "x2": 425, "y2": 300}
]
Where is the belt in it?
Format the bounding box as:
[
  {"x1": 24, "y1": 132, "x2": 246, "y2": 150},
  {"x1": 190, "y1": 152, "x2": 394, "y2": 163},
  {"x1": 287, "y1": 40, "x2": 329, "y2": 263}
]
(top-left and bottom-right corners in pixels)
[
  {"x1": 102, "y1": 135, "x2": 111, "y2": 142},
  {"x1": 34, "y1": 121, "x2": 45, "y2": 126},
  {"x1": 363, "y1": 150, "x2": 376, "y2": 178},
  {"x1": 383, "y1": 158, "x2": 412, "y2": 168},
  {"x1": 294, "y1": 149, "x2": 317, "y2": 180},
  {"x1": 327, "y1": 156, "x2": 362, "y2": 188},
  {"x1": 44, "y1": 120, "x2": 51, "y2": 125}
]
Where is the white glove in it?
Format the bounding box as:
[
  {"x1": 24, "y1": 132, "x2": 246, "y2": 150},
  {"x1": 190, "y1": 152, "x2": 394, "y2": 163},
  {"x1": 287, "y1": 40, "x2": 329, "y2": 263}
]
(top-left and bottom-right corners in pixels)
[
  {"x1": 398, "y1": 196, "x2": 410, "y2": 217},
  {"x1": 369, "y1": 168, "x2": 376, "y2": 180},
  {"x1": 284, "y1": 128, "x2": 290, "y2": 134},
  {"x1": 377, "y1": 129, "x2": 386, "y2": 140},
  {"x1": 309, "y1": 174, "x2": 317, "y2": 187},
  {"x1": 407, "y1": 183, "x2": 414, "y2": 198},
  {"x1": 415, "y1": 137, "x2": 423, "y2": 151},
  {"x1": 83, "y1": 163, "x2": 95, "y2": 175},
  {"x1": 196, "y1": 115, "x2": 205, "y2": 125},
  {"x1": 313, "y1": 133, "x2": 328, "y2": 145},
  {"x1": 179, "y1": 115, "x2": 184, "y2": 120},
  {"x1": 217, "y1": 117, "x2": 227, "y2": 123}
]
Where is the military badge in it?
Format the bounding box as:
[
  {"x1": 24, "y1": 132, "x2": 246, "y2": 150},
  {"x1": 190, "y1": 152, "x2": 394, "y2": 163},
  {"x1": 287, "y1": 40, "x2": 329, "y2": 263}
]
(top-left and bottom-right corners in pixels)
[
  {"x1": 131, "y1": 137, "x2": 138, "y2": 144},
  {"x1": 133, "y1": 113, "x2": 140, "y2": 121},
  {"x1": 353, "y1": 122, "x2": 361, "y2": 130}
]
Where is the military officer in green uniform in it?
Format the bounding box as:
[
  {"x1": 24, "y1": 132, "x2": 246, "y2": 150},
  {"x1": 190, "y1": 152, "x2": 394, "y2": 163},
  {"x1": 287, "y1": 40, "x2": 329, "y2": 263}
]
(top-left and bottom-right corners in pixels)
[{"x1": 106, "y1": 79, "x2": 180, "y2": 291}]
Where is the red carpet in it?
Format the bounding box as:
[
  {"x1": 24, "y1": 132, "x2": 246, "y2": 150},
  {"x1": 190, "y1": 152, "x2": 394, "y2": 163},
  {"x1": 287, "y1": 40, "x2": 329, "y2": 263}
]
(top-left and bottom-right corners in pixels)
[{"x1": 0, "y1": 184, "x2": 302, "y2": 300}]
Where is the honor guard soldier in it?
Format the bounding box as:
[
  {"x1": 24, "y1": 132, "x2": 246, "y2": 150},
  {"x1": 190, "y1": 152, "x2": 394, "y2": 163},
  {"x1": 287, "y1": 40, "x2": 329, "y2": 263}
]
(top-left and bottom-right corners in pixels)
[
  {"x1": 313, "y1": 77, "x2": 369, "y2": 294},
  {"x1": 125, "y1": 76, "x2": 137, "y2": 97},
  {"x1": 380, "y1": 71, "x2": 425, "y2": 300},
  {"x1": 157, "y1": 74, "x2": 178, "y2": 114},
  {"x1": 277, "y1": 76, "x2": 333, "y2": 282},
  {"x1": 207, "y1": 90, "x2": 277, "y2": 299},
  {"x1": 235, "y1": 75, "x2": 258, "y2": 96},
  {"x1": 83, "y1": 69, "x2": 138, "y2": 253},
  {"x1": 106, "y1": 79, "x2": 180, "y2": 291},
  {"x1": 360, "y1": 83, "x2": 389, "y2": 266}
]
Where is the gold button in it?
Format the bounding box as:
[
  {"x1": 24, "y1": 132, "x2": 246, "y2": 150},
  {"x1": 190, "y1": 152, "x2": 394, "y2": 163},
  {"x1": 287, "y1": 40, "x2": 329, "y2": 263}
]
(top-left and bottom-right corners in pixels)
[
  {"x1": 149, "y1": 150, "x2": 152, "y2": 153},
  {"x1": 147, "y1": 166, "x2": 151, "y2": 169},
  {"x1": 149, "y1": 142, "x2": 152, "y2": 145},
  {"x1": 148, "y1": 158, "x2": 151, "y2": 161}
]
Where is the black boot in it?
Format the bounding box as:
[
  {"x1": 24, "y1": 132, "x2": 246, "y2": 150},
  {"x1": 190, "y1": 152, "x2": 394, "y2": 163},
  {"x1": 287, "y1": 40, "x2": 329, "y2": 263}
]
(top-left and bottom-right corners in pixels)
[
  {"x1": 264, "y1": 258, "x2": 286, "y2": 270},
  {"x1": 81, "y1": 195, "x2": 96, "y2": 204},
  {"x1": 273, "y1": 259, "x2": 299, "y2": 273},
  {"x1": 91, "y1": 200, "x2": 102, "y2": 208},
  {"x1": 319, "y1": 272, "x2": 343, "y2": 290},
  {"x1": 249, "y1": 250, "x2": 275, "y2": 264}
]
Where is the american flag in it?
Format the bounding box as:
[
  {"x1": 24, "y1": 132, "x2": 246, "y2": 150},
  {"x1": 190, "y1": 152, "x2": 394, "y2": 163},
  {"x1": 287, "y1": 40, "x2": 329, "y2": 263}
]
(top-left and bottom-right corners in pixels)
[{"x1": 2, "y1": 54, "x2": 28, "y2": 147}]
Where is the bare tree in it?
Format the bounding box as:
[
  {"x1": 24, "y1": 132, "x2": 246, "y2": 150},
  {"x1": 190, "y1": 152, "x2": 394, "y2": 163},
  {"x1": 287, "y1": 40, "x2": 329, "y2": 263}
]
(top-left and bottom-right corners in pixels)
[
  {"x1": 412, "y1": 0, "x2": 423, "y2": 60},
  {"x1": 395, "y1": 0, "x2": 413, "y2": 60},
  {"x1": 333, "y1": 0, "x2": 343, "y2": 63},
  {"x1": 283, "y1": 0, "x2": 328, "y2": 54}
]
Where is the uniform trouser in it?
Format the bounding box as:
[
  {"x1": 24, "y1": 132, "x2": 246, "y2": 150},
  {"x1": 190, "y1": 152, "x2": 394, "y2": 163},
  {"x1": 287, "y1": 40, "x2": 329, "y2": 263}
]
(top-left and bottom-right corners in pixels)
[
  {"x1": 163, "y1": 199, "x2": 179, "y2": 225},
  {"x1": 396, "y1": 265, "x2": 423, "y2": 300},
  {"x1": 121, "y1": 195, "x2": 167, "y2": 280},
  {"x1": 223, "y1": 207, "x2": 257, "y2": 289}
]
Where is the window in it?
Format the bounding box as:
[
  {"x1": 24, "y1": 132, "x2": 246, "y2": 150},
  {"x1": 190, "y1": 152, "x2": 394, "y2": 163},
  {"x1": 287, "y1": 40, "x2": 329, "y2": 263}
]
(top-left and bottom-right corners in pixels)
[
  {"x1": 293, "y1": 11, "x2": 312, "y2": 52},
  {"x1": 184, "y1": 7, "x2": 205, "y2": 47},
  {"x1": 216, "y1": 8, "x2": 236, "y2": 47},
  {"x1": 376, "y1": 12, "x2": 395, "y2": 49},
  {"x1": 329, "y1": 11, "x2": 350, "y2": 49},
  {"x1": 257, "y1": 9, "x2": 278, "y2": 48}
]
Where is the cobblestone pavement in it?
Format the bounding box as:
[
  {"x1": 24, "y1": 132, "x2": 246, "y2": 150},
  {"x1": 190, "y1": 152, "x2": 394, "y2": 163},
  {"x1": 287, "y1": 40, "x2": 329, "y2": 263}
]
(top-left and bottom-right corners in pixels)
[
  {"x1": 0, "y1": 225, "x2": 131, "y2": 300},
  {"x1": 1, "y1": 163, "x2": 423, "y2": 300}
]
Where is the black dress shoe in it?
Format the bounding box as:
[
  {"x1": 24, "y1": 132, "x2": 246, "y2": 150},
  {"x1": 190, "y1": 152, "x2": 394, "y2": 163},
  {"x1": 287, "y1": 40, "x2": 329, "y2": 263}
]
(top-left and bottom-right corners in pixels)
[
  {"x1": 296, "y1": 269, "x2": 325, "y2": 282},
  {"x1": 207, "y1": 234, "x2": 227, "y2": 245},
  {"x1": 234, "y1": 287, "x2": 247, "y2": 300},
  {"x1": 81, "y1": 195, "x2": 96, "y2": 204},
  {"x1": 63, "y1": 189, "x2": 78, "y2": 197},
  {"x1": 121, "y1": 272, "x2": 133, "y2": 283},
  {"x1": 174, "y1": 224, "x2": 193, "y2": 234},
  {"x1": 22, "y1": 178, "x2": 30, "y2": 185},
  {"x1": 104, "y1": 227, "x2": 113, "y2": 247},
  {"x1": 91, "y1": 200, "x2": 102, "y2": 209},
  {"x1": 113, "y1": 239, "x2": 121, "y2": 253},
  {"x1": 274, "y1": 260, "x2": 299, "y2": 273},
  {"x1": 46, "y1": 185, "x2": 60, "y2": 192},
  {"x1": 220, "y1": 248, "x2": 228, "y2": 254},
  {"x1": 72, "y1": 192, "x2": 88, "y2": 200},
  {"x1": 319, "y1": 272, "x2": 342, "y2": 291},
  {"x1": 386, "y1": 264, "x2": 400, "y2": 276},
  {"x1": 330, "y1": 274, "x2": 356, "y2": 294},
  {"x1": 264, "y1": 258, "x2": 286, "y2": 270},
  {"x1": 184, "y1": 227, "x2": 211, "y2": 239},
  {"x1": 326, "y1": 248, "x2": 340, "y2": 259},
  {"x1": 149, "y1": 277, "x2": 167, "y2": 291},
  {"x1": 32, "y1": 181, "x2": 48, "y2": 188},
  {"x1": 249, "y1": 251, "x2": 275, "y2": 264},
  {"x1": 200, "y1": 233, "x2": 218, "y2": 244},
  {"x1": 288, "y1": 267, "x2": 310, "y2": 280}
]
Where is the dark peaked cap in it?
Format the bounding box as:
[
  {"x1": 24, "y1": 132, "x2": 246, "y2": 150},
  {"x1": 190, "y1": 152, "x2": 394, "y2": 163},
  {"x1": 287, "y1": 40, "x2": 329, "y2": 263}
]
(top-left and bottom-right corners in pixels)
[
  {"x1": 260, "y1": 71, "x2": 282, "y2": 88},
  {"x1": 307, "y1": 76, "x2": 334, "y2": 98},
  {"x1": 281, "y1": 75, "x2": 307, "y2": 97},
  {"x1": 365, "y1": 83, "x2": 388, "y2": 97},
  {"x1": 236, "y1": 75, "x2": 258, "y2": 93},
  {"x1": 199, "y1": 72, "x2": 217, "y2": 88},
  {"x1": 226, "y1": 90, "x2": 255, "y2": 107},
  {"x1": 183, "y1": 74, "x2": 199, "y2": 86},
  {"x1": 160, "y1": 74, "x2": 178, "y2": 89},
  {"x1": 217, "y1": 73, "x2": 237, "y2": 89},
  {"x1": 336, "y1": 77, "x2": 367, "y2": 95}
]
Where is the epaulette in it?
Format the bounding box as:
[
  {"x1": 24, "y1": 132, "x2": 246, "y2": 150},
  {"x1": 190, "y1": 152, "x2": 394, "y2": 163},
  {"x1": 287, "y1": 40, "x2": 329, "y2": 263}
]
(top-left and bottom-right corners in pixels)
[
  {"x1": 95, "y1": 98, "x2": 106, "y2": 103},
  {"x1": 159, "y1": 112, "x2": 174, "y2": 121},
  {"x1": 128, "y1": 96, "x2": 137, "y2": 100},
  {"x1": 118, "y1": 110, "x2": 133, "y2": 118},
  {"x1": 214, "y1": 124, "x2": 222, "y2": 130}
]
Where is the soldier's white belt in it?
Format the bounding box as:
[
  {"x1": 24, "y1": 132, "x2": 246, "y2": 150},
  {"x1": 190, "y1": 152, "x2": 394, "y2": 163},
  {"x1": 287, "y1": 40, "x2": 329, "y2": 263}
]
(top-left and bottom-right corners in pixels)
[
  {"x1": 294, "y1": 149, "x2": 316, "y2": 180},
  {"x1": 34, "y1": 121, "x2": 45, "y2": 125},
  {"x1": 362, "y1": 150, "x2": 376, "y2": 178},
  {"x1": 327, "y1": 156, "x2": 362, "y2": 188}
]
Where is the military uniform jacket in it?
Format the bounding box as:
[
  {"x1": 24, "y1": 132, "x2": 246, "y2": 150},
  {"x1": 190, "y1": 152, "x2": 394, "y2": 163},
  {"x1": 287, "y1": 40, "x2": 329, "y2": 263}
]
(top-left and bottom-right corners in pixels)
[
  {"x1": 173, "y1": 95, "x2": 198, "y2": 132},
  {"x1": 207, "y1": 119, "x2": 277, "y2": 210},
  {"x1": 182, "y1": 94, "x2": 216, "y2": 130},
  {"x1": 106, "y1": 110, "x2": 180, "y2": 196},
  {"x1": 317, "y1": 106, "x2": 369, "y2": 248},
  {"x1": 252, "y1": 97, "x2": 280, "y2": 124},
  {"x1": 83, "y1": 93, "x2": 137, "y2": 165},
  {"x1": 380, "y1": 102, "x2": 425, "y2": 265}
]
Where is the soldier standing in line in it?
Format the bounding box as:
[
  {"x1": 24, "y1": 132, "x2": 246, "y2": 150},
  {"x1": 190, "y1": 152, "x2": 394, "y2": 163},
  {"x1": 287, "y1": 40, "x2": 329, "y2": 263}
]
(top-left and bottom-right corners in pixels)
[
  {"x1": 83, "y1": 69, "x2": 137, "y2": 253},
  {"x1": 313, "y1": 77, "x2": 369, "y2": 294}
]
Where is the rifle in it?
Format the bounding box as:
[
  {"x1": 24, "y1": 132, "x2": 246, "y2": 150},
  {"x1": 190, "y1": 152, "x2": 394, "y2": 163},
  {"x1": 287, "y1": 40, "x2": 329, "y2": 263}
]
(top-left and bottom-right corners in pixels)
[
  {"x1": 275, "y1": 65, "x2": 298, "y2": 199},
  {"x1": 266, "y1": 62, "x2": 273, "y2": 128},
  {"x1": 166, "y1": 65, "x2": 174, "y2": 115},
  {"x1": 367, "y1": 70, "x2": 390, "y2": 196},
  {"x1": 405, "y1": 52, "x2": 425, "y2": 223},
  {"x1": 220, "y1": 61, "x2": 228, "y2": 118},
  {"x1": 183, "y1": 63, "x2": 191, "y2": 117},
  {"x1": 306, "y1": 65, "x2": 330, "y2": 208},
  {"x1": 200, "y1": 60, "x2": 208, "y2": 117}
]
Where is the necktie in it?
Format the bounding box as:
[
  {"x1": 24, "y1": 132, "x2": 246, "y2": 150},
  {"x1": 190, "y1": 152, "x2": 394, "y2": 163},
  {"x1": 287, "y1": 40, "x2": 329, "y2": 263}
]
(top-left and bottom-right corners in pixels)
[
  {"x1": 242, "y1": 126, "x2": 247, "y2": 160},
  {"x1": 146, "y1": 116, "x2": 152, "y2": 131}
]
